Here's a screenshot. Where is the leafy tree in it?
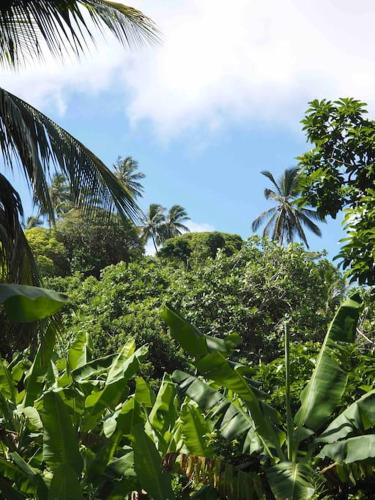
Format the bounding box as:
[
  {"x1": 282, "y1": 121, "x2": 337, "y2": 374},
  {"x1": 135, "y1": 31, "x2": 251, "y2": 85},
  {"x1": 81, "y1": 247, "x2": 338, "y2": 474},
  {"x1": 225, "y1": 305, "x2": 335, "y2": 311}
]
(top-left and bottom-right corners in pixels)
[
  {"x1": 49, "y1": 238, "x2": 344, "y2": 376},
  {"x1": 55, "y1": 209, "x2": 144, "y2": 277},
  {"x1": 114, "y1": 156, "x2": 145, "y2": 199},
  {"x1": 26, "y1": 227, "x2": 69, "y2": 277},
  {"x1": 159, "y1": 231, "x2": 243, "y2": 265},
  {"x1": 0, "y1": 1, "x2": 157, "y2": 285},
  {"x1": 252, "y1": 168, "x2": 324, "y2": 248},
  {"x1": 299, "y1": 98, "x2": 375, "y2": 284}
]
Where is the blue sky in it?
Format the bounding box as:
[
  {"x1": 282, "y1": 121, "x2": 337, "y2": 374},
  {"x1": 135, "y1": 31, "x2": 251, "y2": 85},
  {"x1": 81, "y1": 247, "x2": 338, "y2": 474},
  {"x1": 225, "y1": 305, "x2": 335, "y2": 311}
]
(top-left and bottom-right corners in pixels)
[{"x1": 6, "y1": 0, "x2": 374, "y2": 259}]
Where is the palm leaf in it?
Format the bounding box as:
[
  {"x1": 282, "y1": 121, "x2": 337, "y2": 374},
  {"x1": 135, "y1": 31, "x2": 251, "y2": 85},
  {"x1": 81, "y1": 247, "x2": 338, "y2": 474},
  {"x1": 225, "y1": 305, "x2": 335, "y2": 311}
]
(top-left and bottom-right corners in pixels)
[
  {"x1": 251, "y1": 207, "x2": 276, "y2": 232},
  {"x1": 0, "y1": 0, "x2": 158, "y2": 68},
  {"x1": 279, "y1": 167, "x2": 299, "y2": 197},
  {"x1": 0, "y1": 87, "x2": 140, "y2": 223},
  {"x1": 261, "y1": 170, "x2": 281, "y2": 194},
  {"x1": 298, "y1": 212, "x2": 323, "y2": 238}
]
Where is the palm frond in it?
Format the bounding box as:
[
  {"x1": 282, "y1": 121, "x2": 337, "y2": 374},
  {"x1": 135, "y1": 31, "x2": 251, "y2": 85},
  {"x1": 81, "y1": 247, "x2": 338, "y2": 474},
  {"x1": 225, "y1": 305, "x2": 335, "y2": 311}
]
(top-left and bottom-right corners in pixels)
[
  {"x1": 289, "y1": 208, "x2": 309, "y2": 248},
  {"x1": 0, "y1": 87, "x2": 140, "y2": 223},
  {"x1": 262, "y1": 211, "x2": 277, "y2": 239},
  {"x1": 261, "y1": 170, "x2": 281, "y2": 194},
  {"x1": 279, "y1": 167, "x2": 299, "y2": 196},
  {"x1": 264, "y1": 188, "x2": 280, "y2": 200},
  {"x1": 0, "y1": 174, "x2": 39, "y2": 285},
  {"x1": 300, "y1": 207, "x2": 326, "y2": 223},
  {"x1": 298, "y1": 211, "x2": 322, "y2": 238},
  {"x1": 0, "y1": 0, "x2": 159, "y2": 68},
  {"x1": 251, "y1": 207, "x2": 276, "y2": 232}
]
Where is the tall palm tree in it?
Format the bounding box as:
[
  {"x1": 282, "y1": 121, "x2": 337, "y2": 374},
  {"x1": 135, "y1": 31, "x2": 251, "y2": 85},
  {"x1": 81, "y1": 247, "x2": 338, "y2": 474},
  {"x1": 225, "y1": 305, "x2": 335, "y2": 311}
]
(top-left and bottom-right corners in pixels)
[
  {"x1": 25, "y1": 215, "x2": 43, "y2": 230},
  {"x1": 114, "y1": 156, "x2": 145, "y2": 199},
  {"x1": 251, "y1": 168, "x2": 324, "y2": 248},
  {"x1": 0, "y1": 0, "x2": 158, "y2": 283},
  {"x1": 141, "y1": 204, "x2": 166, "y2": 254},
  {"x1": 163, "y1": 205, "x2": 190, "y2": 240}
]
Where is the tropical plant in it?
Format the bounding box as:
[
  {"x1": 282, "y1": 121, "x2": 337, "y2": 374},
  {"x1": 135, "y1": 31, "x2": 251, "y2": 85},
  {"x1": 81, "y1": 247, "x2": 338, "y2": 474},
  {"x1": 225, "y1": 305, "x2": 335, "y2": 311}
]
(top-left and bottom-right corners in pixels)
[
  {"x1": 114, "y1": 156, "x2": 145, "y2": 200},
  {"x1": 252, "y1": 168, "x2": 324, "y2": 248},
  {"x1": 141, "y1": 203, "x2": 167, "y2": 253},
  {"x1": 299, "y1": 98, "x2": 375, "y2": 284},
  {"x1": 24, "y1": 215, "x2": 43, "y2": 230},
  {"x1": 163, "y1": 205, "x2": 190, "y2": 240},
  {"x1": 162, "y1": 293, "x2": 374, "y2": 498},
  {"x1": 0, "y1": 283, "x2": 177, "y2": 498},
  {"x1": 0, "y1": 1, "x2": 157, "y2": 285}
]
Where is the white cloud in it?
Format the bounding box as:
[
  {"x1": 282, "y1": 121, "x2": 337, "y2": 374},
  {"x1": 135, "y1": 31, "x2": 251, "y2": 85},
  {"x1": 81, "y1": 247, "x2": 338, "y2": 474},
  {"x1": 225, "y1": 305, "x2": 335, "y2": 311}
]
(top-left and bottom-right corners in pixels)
[{"x1": 3, "y1": 0, "x2": 375, "y2": 137}]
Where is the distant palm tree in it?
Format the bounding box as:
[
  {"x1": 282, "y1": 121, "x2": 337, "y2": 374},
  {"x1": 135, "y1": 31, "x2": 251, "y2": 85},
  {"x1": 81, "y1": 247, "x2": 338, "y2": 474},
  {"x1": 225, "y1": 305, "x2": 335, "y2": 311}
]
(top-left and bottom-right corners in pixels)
[
  {"x1": 163, "y1": 205, "x2": 190, "y2": 239},
  {"x1": 251, "y1": 168, "x2": 324, "y2": 248},
  {"x1": 114, "y1": 156, "x2": 145, "y2": 199},
  {"x1": 25, "y1": 216, "x2": 43, "y2": 230},
  {"x1": 141, "y1": 204, "x2": 166, "y2": 254}
]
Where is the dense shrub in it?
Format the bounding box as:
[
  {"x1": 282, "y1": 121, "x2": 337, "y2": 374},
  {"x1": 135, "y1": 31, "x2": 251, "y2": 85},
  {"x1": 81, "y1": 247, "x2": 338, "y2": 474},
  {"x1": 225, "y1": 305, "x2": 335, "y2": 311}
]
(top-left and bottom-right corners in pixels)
[{"x1": 49, "y1": 237, "x2": 344, "y2": 379}]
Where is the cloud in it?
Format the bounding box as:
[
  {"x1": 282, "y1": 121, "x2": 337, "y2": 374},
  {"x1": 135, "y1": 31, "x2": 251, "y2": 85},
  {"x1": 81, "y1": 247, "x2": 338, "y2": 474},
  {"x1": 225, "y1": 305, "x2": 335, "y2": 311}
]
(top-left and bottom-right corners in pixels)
[{"x1": 3, "y1": 0, "x2": 375, "y2": 137}]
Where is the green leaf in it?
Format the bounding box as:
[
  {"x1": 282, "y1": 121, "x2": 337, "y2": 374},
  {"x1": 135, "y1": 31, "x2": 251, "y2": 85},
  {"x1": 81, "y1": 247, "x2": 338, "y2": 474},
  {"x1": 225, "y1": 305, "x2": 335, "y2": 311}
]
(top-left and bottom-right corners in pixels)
[
  {"x1": 320, "y1": 435, "x2": 375, "y2": 464},
  {"x1": 267, "y1": 462, "x2": 315, "y2": 499},
  {"x1": 68, "y1": 331, "x2": 88, "y2": 371},
  {"x1": 135, "y1": 376, "x2": 154, "y2": 407},
  {"x1": 133, "y1": 424, "x2": 175, "y2": 500},
  {"x1": 41, "y1": 391, "x2": 83, "y2": 476},
  {"x1": 0, "y1": 284, "x2": 67, "y2": 322},
  {"x1": 48, "y1": 464, "x2": 83, "y2": 500},
  {"x1": 319, "y1": 389, "x2": 375, "y2": 444},
  {"x1": 161, "y1": 305, "x2": 208, "y2": 360},
  {"x1": 0, "y1": 358, "x2": 16, "y2": 402},
  {"x1": 23, "y1": 323, "x2": 56, "y2": 407},
  {"x1": 149, "y1": 375, "x2": 178, "y2": 435},
  {"x1": 180, "y1": 402, "x2": 213, "y2": 456},
  {"x1": 295, "y1": 293, "x2": 362, "y2": 432}
]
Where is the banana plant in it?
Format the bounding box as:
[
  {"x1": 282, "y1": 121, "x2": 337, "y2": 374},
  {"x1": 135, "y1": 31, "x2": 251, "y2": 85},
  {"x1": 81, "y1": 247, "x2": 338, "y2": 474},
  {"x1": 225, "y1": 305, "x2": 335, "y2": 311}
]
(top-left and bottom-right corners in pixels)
[
  {"x1": 0, "y1": 284, "x2": 175, "y2": 499},
  {"x1": 162, "y1": 293, "x2": 366, "y2": 498}
]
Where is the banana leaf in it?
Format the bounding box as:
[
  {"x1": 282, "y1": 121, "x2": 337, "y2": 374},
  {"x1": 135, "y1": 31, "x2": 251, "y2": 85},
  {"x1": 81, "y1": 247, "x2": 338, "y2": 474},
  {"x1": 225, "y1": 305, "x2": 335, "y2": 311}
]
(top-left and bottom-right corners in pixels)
[
  {"x1": 40, "y1": 391, "x2": 83, "y2": 476},
  {"x1": 48, "y1": 464, "x2": 83, "y2": 500},
  {"x1": 266, "y1": 462, "x2": 316, "y2": 500},
  {"x1": 319, "y1": 389, "x2": 375, "y2": 444},
  {"x1": 133, "y1": 423, "x2": 175, "y2": 500},
  {"x1": 320, "y1": 435, "x2": 375, "y2": 464},
  {"x1": 0, "y1": 284, "x2": 67, "y2": 322},
  {"x1": 295, "y1": 293, "x2": 362, "y2": 432}
]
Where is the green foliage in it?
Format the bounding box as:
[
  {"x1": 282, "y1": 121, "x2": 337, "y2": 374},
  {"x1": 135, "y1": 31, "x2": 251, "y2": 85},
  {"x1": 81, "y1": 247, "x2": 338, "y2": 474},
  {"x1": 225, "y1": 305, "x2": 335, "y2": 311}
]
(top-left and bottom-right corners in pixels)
[
  {"x1": 55, "y1": 209, "x2": 144, "y2": 277},
  {"x1": 299, "y1": 98, "x2": 375, "y2": 284},
  {"x1": 163, "y1": 295, "x2": 369, "y2": 498},
  {"x1": 25, "y1": 227, "x2": 69, "y2": 277},
  {"x1": 49, "y1": 238, "x2": 343, "y2": 379},
  {"x1": 159, "y1": 231, "x2": 243, "y2": 264}
]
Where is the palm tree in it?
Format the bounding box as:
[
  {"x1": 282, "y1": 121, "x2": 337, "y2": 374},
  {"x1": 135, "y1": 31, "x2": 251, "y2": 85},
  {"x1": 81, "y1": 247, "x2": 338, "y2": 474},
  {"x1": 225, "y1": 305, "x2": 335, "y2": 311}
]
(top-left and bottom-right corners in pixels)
[
  {"x1": 25, "y1": 215, "x2": 43, "y2": 230},
  {"x1": 114, "y1": 156, "x2": 145, "y2": 199},
  {"x1": 251, "y1": 168, "x2": 324, "y2": 248},
  {"x1": 0, "y1": 1, "x2": 157, "y2": 284},
  {"x1": 163, "y1": 205, "x2": 190, "y2": 240},
  {"x1": 141, "y1": 204, "x2": 166, "y2": 254}
]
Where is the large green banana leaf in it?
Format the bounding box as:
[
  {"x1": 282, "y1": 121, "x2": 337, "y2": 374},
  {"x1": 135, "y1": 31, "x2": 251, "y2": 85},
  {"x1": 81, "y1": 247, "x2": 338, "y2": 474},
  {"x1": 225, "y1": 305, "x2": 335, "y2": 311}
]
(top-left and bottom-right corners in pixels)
[
  {"x1": 179, "y1": 401, "x2": 213, "y2": 457},
  {"x1": 41, "y1": 391, "x2": 83, "y2": 476},
  {"x1": 48, "y1": 464, "x2": 83, "y2": 500},
  {"x1": 319, "y1": 389, "x2": 375, "y2": 444},
  {"x1": 320, "y1": 435, "x2": 375, "y2": 464},
  {"x1": 133, "y1": 423, "x2": 175, "y2": 500},
  {"x1": 23, "y1": 323, "x2": 56, "y2": 407},
  {"x1": 266, "y1": 462, "x2": 316, "y2": 500},
  {"x1": 0, "y1": 358, "x2": 16, "y2": 402},
  {"x1": 0, "y1": 284, "x2": 67, "y2": 322},
  {"x1": 173, "y1": 370, "x2": 268, "y2": 456},
  {"x1": 295, "y1": 293, "x2": 362, "y2": 432},
  {"x1": 68, "y1": 331, "x2": 89, "y2": 371}
]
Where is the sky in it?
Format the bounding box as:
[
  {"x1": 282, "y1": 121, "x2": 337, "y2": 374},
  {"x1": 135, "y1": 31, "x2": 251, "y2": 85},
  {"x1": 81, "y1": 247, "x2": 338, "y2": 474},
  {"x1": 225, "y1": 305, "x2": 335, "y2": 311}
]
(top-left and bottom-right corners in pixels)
[{"x1": 4, "y1": 0, "x2": 375, "y2": 258}]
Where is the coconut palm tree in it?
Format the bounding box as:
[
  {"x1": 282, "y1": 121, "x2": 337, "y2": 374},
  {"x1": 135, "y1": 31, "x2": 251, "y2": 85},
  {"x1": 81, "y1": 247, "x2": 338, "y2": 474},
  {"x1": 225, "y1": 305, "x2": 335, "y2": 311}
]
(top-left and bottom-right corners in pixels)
[
  {"x1": 25, "y1": 215, "x2": 43, "y2": 230},
  {"x1": 0, "y1": 0, "x2": 157, "y2": 283},
  {"x1": 141, "y1": 204, "x2": 166, "y2": 254},
  {"x1": 251, "y1": 168, "x2": 324, "y2": 248},
  {"x1": 114, "y1": 156, "x2": 145, "y2": 199},
  {"x1": 163, "y1": 205, "x2": 190, "y2": 240}
]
